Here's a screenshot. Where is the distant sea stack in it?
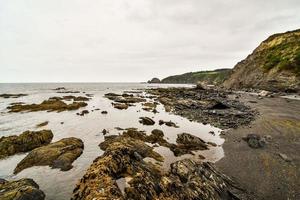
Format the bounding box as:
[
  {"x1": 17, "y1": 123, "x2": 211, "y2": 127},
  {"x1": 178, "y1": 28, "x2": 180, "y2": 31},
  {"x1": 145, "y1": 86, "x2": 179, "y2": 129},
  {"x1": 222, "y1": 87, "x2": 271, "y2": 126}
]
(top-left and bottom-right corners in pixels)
[
  {"x1": 148, "y1": 78, "x2": 161, "y2": 83},
  {"x1": 223, "y1": 29, "x2": 300, "y2": 92}
]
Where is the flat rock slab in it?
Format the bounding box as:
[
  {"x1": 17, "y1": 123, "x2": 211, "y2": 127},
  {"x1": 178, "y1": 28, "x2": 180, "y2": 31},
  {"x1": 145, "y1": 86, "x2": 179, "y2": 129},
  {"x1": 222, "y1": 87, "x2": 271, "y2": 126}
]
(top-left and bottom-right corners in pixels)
[
  {"x1": 14, "y1": 137, "x2": 84, "y2": 174},
  {"x1": 0, "y1": 93, "x2": 28, "y2": 98},
  {"x1": 7, "y1": 98, "x2": 88, "y2": 113},
  {"x1": 0, "y1": 178, "x2": 45, "y2": 200},
  {"x1": 0, "y1": 130, "x2": 53, "y2": 159}
]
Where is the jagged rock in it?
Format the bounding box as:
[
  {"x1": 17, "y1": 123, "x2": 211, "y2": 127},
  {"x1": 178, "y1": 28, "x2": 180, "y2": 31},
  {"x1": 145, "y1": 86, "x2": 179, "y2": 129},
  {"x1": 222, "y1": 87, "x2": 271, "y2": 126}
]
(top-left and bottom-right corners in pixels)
[
  {"x1": 0, "y1": 93, "x2": 28, "y2": 98},
  {"x1": 14, "y1": 137, "x2": 84, "y2": 174},
  {"x1": 146, "y1": 87, "x2": 255, "y2": 129},
  {"x1": 139, "y1": 117, "x2": 155, "y2": 125},
  {"x1": 7, "y1": 98, "x2": 87, "y2": 113},
  {"x1": 72, "y1": 134, "x2": 246, "y2": 200},
  {"x1": 0, "y1": 130, "x2": 53, "y2": 159},
  {"x1": 0, "y1": 178, "x2": 45, "y2": 200},
  {"x1": 176, "y1": 133, "x2": 208, "y2": 151},
  {"x1": 101, "y1": 111, "x2": 108, "y2": 114}
]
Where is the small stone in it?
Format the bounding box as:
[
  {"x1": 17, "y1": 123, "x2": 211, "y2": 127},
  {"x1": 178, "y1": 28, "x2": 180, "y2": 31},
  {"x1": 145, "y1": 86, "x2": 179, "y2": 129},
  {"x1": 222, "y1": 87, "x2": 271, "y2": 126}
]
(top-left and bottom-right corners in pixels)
[
  {"x1": 102, "y1": 129, "x2": 108, "y2": 135},
  {"x1": 278, "y1": 153, "x2": 292, "y2": 162}
]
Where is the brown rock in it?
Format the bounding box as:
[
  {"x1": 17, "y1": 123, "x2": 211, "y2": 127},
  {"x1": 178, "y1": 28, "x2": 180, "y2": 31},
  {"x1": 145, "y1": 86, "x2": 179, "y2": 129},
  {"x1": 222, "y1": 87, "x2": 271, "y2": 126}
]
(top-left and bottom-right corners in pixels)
[
  {"x1": 0, "y1": 178, "x2": 45, "y2": 200},
  {"x1": 14, "y1": 137, "x2": 84, "y2": 174},
  {"x1": 0, "y1": 130, "x2": 53, "y2": 159}
]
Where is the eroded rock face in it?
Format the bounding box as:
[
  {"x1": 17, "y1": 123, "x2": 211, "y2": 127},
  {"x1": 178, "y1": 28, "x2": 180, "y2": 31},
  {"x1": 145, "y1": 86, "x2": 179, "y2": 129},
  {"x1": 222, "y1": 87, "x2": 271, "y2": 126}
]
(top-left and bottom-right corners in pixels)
[
  {"x1": 14, "y1": 137, "x2": 84, "y2": 174},
  {"x1": 0, "y1": 178, "x2": 45, "y2": 200},
  {"x1": 7, "y1": 98, "x2": 88, "y2": 113},
  {"x1": 0, "y1": 130, "x2": 53, "y2": 159},
  {"x1": 72, "y1": 133, "x2": 246, "y2": 200}
]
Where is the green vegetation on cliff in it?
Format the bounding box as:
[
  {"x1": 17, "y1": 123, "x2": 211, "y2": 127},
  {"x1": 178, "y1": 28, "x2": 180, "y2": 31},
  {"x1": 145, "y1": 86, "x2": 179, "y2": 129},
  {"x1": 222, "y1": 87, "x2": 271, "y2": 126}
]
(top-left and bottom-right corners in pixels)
[
  {"x1": 161, "y1": 69, "x2": 231, "y2": 84},
  {"x1": 262, "y1": 31, "x2": 300, "y2": 74},
  {"x1": 224, "y1": 29, "x2": 300, "y2": 92}
]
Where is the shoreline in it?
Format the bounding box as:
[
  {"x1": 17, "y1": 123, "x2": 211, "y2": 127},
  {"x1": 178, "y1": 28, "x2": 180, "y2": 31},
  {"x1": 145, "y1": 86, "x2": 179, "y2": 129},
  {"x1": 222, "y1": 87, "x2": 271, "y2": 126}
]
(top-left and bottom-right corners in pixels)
[{"x1": 216, "y1": 93, "x2": 300, "y2": 200}]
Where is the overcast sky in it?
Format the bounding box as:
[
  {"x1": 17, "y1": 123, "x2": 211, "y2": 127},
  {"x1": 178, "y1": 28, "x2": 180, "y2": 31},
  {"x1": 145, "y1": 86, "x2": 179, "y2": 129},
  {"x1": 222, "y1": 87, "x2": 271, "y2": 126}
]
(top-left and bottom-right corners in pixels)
[{"x1": 0, "y1": 0, "x2": 299, "y2": 82}]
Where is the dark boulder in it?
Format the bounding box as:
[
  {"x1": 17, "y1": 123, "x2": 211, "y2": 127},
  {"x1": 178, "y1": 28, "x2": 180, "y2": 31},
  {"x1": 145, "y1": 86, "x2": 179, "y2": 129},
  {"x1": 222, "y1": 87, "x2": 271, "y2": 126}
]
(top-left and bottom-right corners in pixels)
[{"x1": 139, "y1": 117, "x2": 155, "y2": 125}]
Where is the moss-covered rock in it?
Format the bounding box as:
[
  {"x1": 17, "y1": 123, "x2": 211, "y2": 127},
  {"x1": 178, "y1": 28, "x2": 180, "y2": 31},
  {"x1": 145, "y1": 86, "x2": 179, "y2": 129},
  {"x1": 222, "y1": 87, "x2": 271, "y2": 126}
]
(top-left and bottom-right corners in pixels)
[
  {"x1": 0, "y1": 178, "x2": 45, "y2": 200},
  {"x1": 0, "y1": 130, "x2": 53, "y2": 159},
  {"x1": 14, "y1": 137, "x2": 84, "y2": 174},
  {"x1": 7, "y1": 98, "x2": 87, "y2": 113},
  {"x1": 72, "y1": 134, "x2": 246, "y2": 200}
]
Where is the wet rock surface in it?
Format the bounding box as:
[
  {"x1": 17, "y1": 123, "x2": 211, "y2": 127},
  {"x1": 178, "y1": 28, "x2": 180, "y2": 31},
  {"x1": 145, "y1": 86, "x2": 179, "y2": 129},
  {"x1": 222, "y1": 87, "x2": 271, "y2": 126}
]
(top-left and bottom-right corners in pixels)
[
  {"x1": 159, "y1": 120, "x2": 179, "y2": 128},
  {"x1": 49, "y1": 95, "x2": 90, "y2": 101},
  {"x1": 105, "y1": 93, "x2": 147, "y2": 110},
  {"x1": 77, "y1": 110, "x2": 89, "y2": 116},
  {"x1": 0, "y1": 178, "x2": 45, "y2": 200},
  {"x1": 72, "y1": 132, "x2": 247, "y2": 200},
  {"x1": 147, "y1": 87, "x2": 256, "y2": 129},
  {"x1": 14, "y1": 137, "x2": 84, "y2": 174},
  {"x1": 113, "y1": 103, "x2": 129, "y2": 110},
  {"x1": 7, "y1": 98, "x2": 88, "y2": 113},
  {"x1": 139, "y1": 117, "x2": 155, "y2": 125},
  {"x1": 0, "y1": 130, "x2": 53, "y2": 159},
  {"x1": 36, "y1": 121, "x2": 49, "y2": 127},
  {"x1": 0, "y1": 93, "x2": 28, "y2": 98}
]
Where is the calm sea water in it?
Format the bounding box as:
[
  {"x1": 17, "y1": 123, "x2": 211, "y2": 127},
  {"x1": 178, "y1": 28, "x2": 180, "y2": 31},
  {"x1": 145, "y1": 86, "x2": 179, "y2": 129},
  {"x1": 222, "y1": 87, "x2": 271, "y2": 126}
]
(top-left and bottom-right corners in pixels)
[{"x1": 0, "y1": 83, "x2": 224, "y2": 200}]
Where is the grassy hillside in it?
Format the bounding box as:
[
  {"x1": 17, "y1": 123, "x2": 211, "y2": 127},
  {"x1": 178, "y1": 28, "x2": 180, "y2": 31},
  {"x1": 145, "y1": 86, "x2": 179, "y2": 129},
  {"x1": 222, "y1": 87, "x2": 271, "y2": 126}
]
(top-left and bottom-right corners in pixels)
[
  {"x1": 224, "y1": 29, "x2": 300, "y2": 92},
  {"x1": 161, "y1": 69, "x2": 231, "y2": 85}
]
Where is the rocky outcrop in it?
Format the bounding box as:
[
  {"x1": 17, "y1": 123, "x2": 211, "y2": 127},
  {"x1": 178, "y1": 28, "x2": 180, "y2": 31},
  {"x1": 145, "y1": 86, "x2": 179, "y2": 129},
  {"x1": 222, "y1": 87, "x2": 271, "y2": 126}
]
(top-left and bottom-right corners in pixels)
[
  {"x1": 0, "y1": 130, "x2": 53, "y2": 159},
  {"x1": 7, "y1": 98, "x2": 87, "y2": 113},
  {"x1": 139, "y1": 117, "x2": 155, "y2": 125},
  {"x1": 224, "y1": 29, "x2": 300, "y2": 92},
  {"x1": 14, "y1": 137, "x2": 84, "y2": 174},
  {"x1": 49, "y1": 96, "x2": 90, "y2": 101},
  {"x1": 0, "y1": 93, "x2": 28, "y2": 98},
  {"x1": 147, "y1": 87, "x2": 255, "y2": 129},
  {"x1": 147, "y1": 78, "x2": 161, "y2": 83},
  {"x1": 72, "y1": 133, "x2": 246, "y2": 200},
  {"x1": 0, "y1": 178, "x2": 45, "y2": 200}
]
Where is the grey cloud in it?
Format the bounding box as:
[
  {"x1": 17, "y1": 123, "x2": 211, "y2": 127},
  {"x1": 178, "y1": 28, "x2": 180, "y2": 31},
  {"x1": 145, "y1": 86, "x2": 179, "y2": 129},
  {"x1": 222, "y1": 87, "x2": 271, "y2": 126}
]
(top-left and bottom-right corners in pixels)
[{"x1": 0, "y1": 0, "x2": 299, "y2": 82}]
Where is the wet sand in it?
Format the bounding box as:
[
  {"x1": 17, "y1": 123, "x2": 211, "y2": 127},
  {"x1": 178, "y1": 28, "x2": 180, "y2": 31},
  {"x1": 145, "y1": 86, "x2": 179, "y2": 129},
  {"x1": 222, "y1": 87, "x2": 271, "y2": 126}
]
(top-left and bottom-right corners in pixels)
[{"x1": 216, "y1": 93, "x2": 300, "y2": 200}]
